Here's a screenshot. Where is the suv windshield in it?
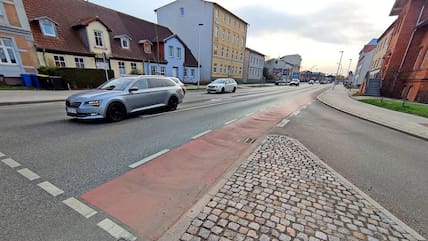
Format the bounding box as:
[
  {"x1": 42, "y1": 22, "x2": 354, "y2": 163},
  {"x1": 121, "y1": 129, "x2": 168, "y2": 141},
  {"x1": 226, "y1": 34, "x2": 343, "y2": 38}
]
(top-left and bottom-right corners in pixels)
[
  {"x1": 213, "y1": 79, "x2": 226, "y2": 84},
  {"x1": 98, "y1": 77, "x2": 136, "y2": 91}
]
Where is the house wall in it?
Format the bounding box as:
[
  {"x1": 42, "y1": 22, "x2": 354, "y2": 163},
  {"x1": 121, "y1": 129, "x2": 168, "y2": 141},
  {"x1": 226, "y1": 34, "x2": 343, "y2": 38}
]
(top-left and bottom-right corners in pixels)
[
  {"x1": 0, "y1": 0, "x2": 38, "y2": 84},
  {"x1": 382, "y1": 0, "x2": 425, "y2": 98},
  {"x1": 211, "y1": 4, "x2": 247, "y2": 81},
  {"x1": 156, "y1": 0, "x2": 213, "y2": 81},
  {"x1": 247, "y1": 51, "x2": 264, "y2": 81},
  {"x1": 354, "y1": 49, "x2": 376, "y2": 86},
  {"x1": 183, "y1": 66, "x2": 198, "y2": 83},
  {"x1": 164, "y1": 37, "x2": 185, "y2": 79},
  {"x1": 37, "y1": 52, "x2": 96, "y2": 69},
  {"x1": 86, "y1": 21, "x2": 112, "y2": 57},
  {"x1": 370, "y1": 27, "x2": 394, "y2": 74},
  {"x1": 110, "y1": 59, "x2": 143, "y2": 77}
]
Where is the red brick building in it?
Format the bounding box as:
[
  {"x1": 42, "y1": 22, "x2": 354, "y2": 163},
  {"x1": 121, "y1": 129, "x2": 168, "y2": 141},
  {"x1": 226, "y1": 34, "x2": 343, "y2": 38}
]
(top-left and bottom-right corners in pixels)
[{"x1": 382, "y1": 0, "x2": 428, "y2": 103}]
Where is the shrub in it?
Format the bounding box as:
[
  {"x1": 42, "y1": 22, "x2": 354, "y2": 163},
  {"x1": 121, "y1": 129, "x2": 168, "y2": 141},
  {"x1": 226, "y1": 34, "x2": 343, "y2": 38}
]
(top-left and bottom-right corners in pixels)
[{"x1": 38, "y1": 67, "x2": 115, "y2": 89}]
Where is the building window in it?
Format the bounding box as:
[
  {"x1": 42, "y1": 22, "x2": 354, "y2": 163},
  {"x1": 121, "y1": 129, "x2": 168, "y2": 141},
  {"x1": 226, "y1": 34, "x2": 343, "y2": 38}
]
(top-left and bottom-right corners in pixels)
[
  {"x1": 215, "y1": 25, "x2": 219, "y2": 39},
  {"x1": 221, "y1": 47, "x2": 224, "y2": 57},
  {"x1": 226, "y1": 48, "x2": 229, "y2": 58},
  {"x1": 222, "y1": 29, "x2": 225, "y2": 40},
  {"x1": 40, "y1": 20, "x2": 56, "y2": 37},
  {"x1": 176, "y1": 47, "x2": 182, "y2": 59},
  {"x1": 421, "y1": 50, "x2": 428, "y2": 68},
  {"x1": 0, "y1": 38, "x2": 17, "y2": 64},
  {"x1": 121, "y1": 38, "x2": 129, "y2": 49},
  {"x1": 131, "y1": 62, "x2": 137, "y2": 70},
  {"x1": 213, "y1": 46, "x2": 218, "y2": 56},
  {"x1": 150, "y1": 66, "x2": 157, "y2": 75},
  {"x1": 191, "y1": 69, "x2": 195, "y2": 76},
  {"x1": 232, "y1": 50, "x2": 234, "y2": 60},
  {"x1": 180, "y1": 7, "x2": 184, "y2": 16},
  {"x1": 215, "y1": 9, "x2": 219, "y2": 18},
  {"x1": 414, "y1": 47, "x2": 423, "y2": 70},
  {"x1": 184, "y1": 68, "x2": 188, "y2": 77},
  {"x1": 168, "y1": 46, "x2": 174, "y2": 58},
  {"x1": 239, "y1": 67, "x2": 242, "y2": 74},
  {"x1": 223, "y1": 13, "x2": 227, "y2": 22},
  {"x1": 75, "y1": 57, "x2": 85, "y2": 68},
  {"x1": 160, "y1": 66, "x2": 166, "y2": 75},
  {"x1": 119, "y1": 61, "x2": 126, "y2": 74},
  {"x1": 54, "y1": 55, "x2": 66, "y2": 67},
  {"x1": 220, "y1": 64, "x2": 223, "y2": 73},
  {"x1": 94, "y1": 31, "x2": 104, "y2": 47},
  {"x1": 213, "y1": 63, "x2": 217, "y2": 73}
]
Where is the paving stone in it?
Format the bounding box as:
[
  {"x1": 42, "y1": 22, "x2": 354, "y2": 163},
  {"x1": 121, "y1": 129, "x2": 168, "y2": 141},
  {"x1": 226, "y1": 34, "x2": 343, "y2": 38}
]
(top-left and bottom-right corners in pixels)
[{"x1": 179, "y1": 136, "x2": 418, "y2": 241}]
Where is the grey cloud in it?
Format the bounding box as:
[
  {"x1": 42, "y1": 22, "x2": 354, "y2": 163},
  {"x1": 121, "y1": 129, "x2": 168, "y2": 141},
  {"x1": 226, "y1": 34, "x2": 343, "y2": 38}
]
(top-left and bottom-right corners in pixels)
[{"x1": 235, "y1": 2, "x2": 381, "y2": 45}]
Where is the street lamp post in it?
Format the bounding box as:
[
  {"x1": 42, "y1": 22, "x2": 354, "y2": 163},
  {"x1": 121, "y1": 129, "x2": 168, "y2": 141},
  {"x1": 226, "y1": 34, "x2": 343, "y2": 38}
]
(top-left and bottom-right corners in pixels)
[
  {"x1": 335, "y1": 51, "x2": 344, "y2": 83},
  {"x1": 197, "y1": 23, "x2": 204, "y2": 89}
]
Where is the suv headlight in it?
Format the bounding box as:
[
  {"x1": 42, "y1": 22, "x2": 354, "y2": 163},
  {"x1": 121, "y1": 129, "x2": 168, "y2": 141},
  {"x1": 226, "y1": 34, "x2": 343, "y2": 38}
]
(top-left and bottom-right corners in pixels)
[{"x1": 84, "y1": 100, "x2": 102, "y2": 107}]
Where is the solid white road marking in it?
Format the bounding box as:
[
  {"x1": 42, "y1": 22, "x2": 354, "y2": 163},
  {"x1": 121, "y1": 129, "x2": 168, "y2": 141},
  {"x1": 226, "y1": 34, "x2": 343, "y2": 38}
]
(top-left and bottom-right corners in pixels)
[
  {"x1": 224, "y1": 119, "x2": 237, "y2": 125},
  {"x1": 192, "y1": 130, "x2": 212, "y2": 140},
  {"x1": 245, "y1": 112, "x2": 255, "y2": 117},
  {"x1": 301, "y1": 105, "x2": 307, "y2": 110},
  {"x1": 0, "y1": 152, "x2": 5, "y2": 158},
  {"x1": 129, "y1": 149, "x2": 170, "y2": 169},
  {"x1": 293, "y1": 110, "x2": 301, "y2": 116},
  {"x1": 277, "y1": 119, "x2": 290, "y2": 128},
  {"x1": 37, "y1": 181, "x2": 64, "y2": 197},
  {"x1": 1, "y1": 158, "x2": 21, "y2": 168},
  {"x1": 63, "y1": 197, "x2": 97, "y2": 219},
  {"x1": 97, "y1": 218, "x2": 137, "y2": 241},
  {"x1": 17, "y1": 168, "x2": 40, "y2": 181}
]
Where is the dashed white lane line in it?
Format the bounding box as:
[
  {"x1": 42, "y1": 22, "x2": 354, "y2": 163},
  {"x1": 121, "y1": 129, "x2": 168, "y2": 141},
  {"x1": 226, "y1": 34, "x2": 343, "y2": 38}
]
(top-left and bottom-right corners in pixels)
[
  {"x1": 97, "y1": 218, "x2": 137, "y2": 241},
  {"x1": 129, "y1": 149, "x2": 170, "y2": 169},
  {"x1": 0, "y1": 152, "x2": 5, "y2": 158},
  {"x1": 17, "y1": 168, "x2": 40, "y2": 181},
  {"x1": 277, "y1": 119, "x2": 290, "y2": 128},
  {"x1": 1, "y1": 158, "x2": 21, "y2": 168},
  {"x1": 245, "y1": 112, "x2": 255, "y2": 117},
  {"x1": 192, "y1": 130, "x2": 212, "y2": 140},
  {"x1": 63, "y1": 197, "x2": 97, "y2": 219},
  {"x1": 224, "y1": 119, "x2": 237, "y2": 125},
  {"x1": 37, "y1": 181, "x2": 64, "y2": 197}
]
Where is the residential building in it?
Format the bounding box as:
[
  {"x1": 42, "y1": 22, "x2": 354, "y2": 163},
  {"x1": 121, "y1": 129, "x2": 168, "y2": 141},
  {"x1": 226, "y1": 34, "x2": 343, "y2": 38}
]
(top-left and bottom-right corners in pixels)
[
  {"x1": 0, "y1": 0, "x2": 38, "y2": 85},
  {"x1": 280, "y1": 54, "x2": 302, "y2": 75},
  {"x1": 382, "y1": 0, "x2": 428, "y2": 102},
  {"x1": 243, "y1": 47, "x2": 264, "y2": 83},
  {"x1": 23, "y1": 0, "x2": 199, "y2": 82},
  {"x1": 353, "y1": 39, "x2": 377, "y2": 86},
  {"x1": 264, "y1": 58, "x2": 294, "y2": 81},
  {"x1": 155, "y1": 0, "x2": 248, "y2": 82},
  {"x1": 360, "y1": 21, "x2": 395, "y2": 96}
]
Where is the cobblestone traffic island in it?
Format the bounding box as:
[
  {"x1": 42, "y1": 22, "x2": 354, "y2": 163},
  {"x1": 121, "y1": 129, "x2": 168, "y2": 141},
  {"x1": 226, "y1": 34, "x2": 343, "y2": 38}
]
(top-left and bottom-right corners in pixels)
[{"x1": 179, "y1": 136, "x2": 423, "y2": 241}]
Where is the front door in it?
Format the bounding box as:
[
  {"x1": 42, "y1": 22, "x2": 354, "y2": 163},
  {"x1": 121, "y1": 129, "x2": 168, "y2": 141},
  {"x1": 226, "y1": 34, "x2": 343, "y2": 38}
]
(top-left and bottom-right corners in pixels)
[{"x1": 172, "y1": 67, "x2": 178, "y2": 77}]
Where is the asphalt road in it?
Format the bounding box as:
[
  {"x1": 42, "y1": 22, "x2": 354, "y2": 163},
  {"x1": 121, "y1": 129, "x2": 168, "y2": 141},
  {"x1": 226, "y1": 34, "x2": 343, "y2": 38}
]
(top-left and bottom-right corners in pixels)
[
  {"x1": 0, "y1": 84, "x2": 325, "y2": 241},
  {"x1": 273, "y1": 100, "x2": 428, "y2": 237}
]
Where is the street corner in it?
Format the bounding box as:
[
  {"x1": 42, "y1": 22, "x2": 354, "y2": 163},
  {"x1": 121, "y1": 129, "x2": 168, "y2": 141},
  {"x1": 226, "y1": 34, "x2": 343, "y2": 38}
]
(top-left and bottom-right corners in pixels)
[{"x1": 175, "y1": 135, "x2": 425, "y2": 241}]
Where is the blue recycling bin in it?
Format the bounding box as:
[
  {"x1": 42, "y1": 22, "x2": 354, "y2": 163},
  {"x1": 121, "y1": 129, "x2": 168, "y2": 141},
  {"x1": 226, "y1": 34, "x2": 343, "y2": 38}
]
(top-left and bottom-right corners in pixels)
[
  {"x1": 21, "y1": 73, "x2": 32, "y2": 87},
  {"x1": 30, "y1": 73, "x2": 40, "y2": 88}
]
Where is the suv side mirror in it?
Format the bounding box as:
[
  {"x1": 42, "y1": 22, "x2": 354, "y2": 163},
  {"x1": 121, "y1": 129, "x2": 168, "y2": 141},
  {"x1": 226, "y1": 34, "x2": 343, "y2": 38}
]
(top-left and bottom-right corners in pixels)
[{"x1": 129, "y1": 87, "x2": 139, "y2": 92}]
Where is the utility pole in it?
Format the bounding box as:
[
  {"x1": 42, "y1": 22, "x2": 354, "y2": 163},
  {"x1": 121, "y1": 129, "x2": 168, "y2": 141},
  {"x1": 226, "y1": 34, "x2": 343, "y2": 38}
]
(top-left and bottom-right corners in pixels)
[{"x1": 197, "y1": 23, "x2": 204, "y2": 88}]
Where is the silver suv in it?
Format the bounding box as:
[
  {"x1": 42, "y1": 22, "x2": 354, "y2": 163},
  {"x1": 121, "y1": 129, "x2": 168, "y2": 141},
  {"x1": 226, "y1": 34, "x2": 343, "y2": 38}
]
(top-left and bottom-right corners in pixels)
[{"x1": 65, "y1": 75, "x2": 184, "y2": 122}]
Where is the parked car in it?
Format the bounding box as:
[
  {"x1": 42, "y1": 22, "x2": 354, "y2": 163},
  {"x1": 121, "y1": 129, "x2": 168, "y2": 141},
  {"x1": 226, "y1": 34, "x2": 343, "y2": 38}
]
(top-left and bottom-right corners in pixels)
[
  {"x1": 207, "y1": 78, "x2": 238, "y2": 93},
  {"x1": 289, "y1": 79, "x2": 300, "y2": 86},
  {"x1": 315, "y1": 80, "x2": 320, "y2": 84},
  {"x1": 169, "y1": 77, "x2": 186, "y2": 95},
  {"x1": 309, "y1": 80, "x2": 315, "y2": 85},
  {"x1": 65, "y1": 75, "x2": 185, "y2": 122},
  {"x1": 275, "y1": 79, "x2": 290, "y2": 85},
  {"x1": 320, "y1": 79, "x2": 329, "y2": 84}
]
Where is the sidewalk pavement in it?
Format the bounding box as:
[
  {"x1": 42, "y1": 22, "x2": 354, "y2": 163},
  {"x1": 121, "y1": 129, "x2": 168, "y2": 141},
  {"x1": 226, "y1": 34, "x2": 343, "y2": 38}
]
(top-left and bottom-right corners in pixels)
[
  {"x1": 318, "y1": 85, "x2": 428, "y2": 141},
  {"x1": 0, "y1": 90, "x2": 80, "y2": 106},
  {"x1": 173, "y1": 135, "x2": 424, "y2": 241}
]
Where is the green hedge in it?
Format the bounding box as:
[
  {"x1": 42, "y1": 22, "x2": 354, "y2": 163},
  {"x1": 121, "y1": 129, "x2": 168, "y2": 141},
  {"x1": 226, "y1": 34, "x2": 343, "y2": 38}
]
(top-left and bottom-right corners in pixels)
[{"x1": 38, "y1": 67, "x2": 114, "y2": 89}]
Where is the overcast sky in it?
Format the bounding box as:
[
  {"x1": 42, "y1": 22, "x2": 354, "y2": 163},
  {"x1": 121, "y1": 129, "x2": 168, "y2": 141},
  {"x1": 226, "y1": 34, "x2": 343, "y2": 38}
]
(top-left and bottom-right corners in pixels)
[{"x1": 90, "y1": 0, "x2": 397, "y2": 74}]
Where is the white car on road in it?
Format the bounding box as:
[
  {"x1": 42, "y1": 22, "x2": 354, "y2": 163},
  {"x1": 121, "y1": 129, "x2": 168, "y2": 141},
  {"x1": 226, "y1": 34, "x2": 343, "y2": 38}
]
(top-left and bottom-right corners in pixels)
[{"x1": 207, "y1": 78, "x2": 238, "y2": 93}]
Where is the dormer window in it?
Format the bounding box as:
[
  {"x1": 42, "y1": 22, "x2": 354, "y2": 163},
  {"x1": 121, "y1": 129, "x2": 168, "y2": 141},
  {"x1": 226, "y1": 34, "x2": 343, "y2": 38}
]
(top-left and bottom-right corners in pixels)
[
  {"x1": 94, "y1": 31, "x2": 104, "y2": 48},
  {"x1": 114, "y1": 34, "x2": 132, "y2": 49},
  {"x1": 34, "y1": 17, "x2": 58, "y2": 37},
  {"x1": 121, "y1": 38, "x2": 129, "y2": 48},
  {"x1": 139, "y1": 40, "x2": 152, "y2": 54}
]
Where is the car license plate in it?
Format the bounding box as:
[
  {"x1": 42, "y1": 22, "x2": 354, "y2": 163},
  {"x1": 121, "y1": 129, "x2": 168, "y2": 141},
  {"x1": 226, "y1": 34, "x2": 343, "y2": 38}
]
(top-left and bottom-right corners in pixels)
[{"x1": 66, "y1": 107, "x2": 77, "y2": 114}]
